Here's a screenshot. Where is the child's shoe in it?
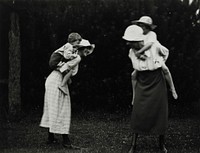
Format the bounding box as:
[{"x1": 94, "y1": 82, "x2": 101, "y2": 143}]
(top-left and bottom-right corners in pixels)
[
  {"x1": 172, "y1": 90, "x2": 178, "y2": 99},
  {"x1": 58, "y1": 86, "x2": 69, "y2": 95},
  {"x1": 170, "y1": 88, "x2": 178, "y2": 99}
]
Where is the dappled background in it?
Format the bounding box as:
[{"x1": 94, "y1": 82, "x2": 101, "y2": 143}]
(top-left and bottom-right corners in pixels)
[{"x1": 1, "y1": 0, "x2": 200, "y2": 117}]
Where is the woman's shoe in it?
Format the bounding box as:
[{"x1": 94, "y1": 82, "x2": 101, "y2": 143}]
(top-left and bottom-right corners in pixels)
[
  {"x1": 46, "y1": 138, "x2": 59, "y2": 145},
  {"x1": 62, "y1": 134, "x2": 73, "y2": 148},
  {"x1": 128, "y1": 133, "x2": 138, "y2": 153},
  {"x1": 159, "y1": 135, "x2": 167, "y2": 153},
  {"x1": 47, "y1": 132, "x2": 58, "y2": 144},
  {"x1": 62, "y1": 143, "x2": 73, "y2": 149}
]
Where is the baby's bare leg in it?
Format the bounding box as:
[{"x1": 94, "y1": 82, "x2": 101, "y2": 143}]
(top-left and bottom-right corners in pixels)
[
  {"x1": 61, "y1": 70, "x2": 73, "y2": 86},
  {"x1": 58, "y1": 70, "x2": 73, "y2": 94},
  {"x1": 131, "y1": 70, "x2": 137, "y2": 105},
  {"x1": 162, "y1": 64, "x2": 178, "y2": 99}
]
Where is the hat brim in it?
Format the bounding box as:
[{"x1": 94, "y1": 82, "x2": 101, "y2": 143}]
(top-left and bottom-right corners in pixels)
[
  {"x1": 78, "y1": 44, "x2": 95, "y2": 56},
  {"x1": 76, "y1": 44, "x2": 95, "y2": 48},
  {"x1": 77, "y1": 44, "x2": 95, "y2": 49},
  {"x1": 131, "y1": 20, "x2": 157, "y2": 30},
  {"x1": 122, "y1": 36, "x2": 144, "y2": 41}
]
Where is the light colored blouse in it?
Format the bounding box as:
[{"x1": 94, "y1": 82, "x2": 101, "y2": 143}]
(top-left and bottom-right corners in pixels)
[
  {"x1": 128, "y1": 42, "x2": 169, "y2": 71},
  {"x1": 143, "y1": 31, "x2": 157, "y2": 57},
  {"x1": 54, "y1": 43, "x2": 81, "y2": 76},
  {"x1": 55, "y1": 42, "x2": 78, "y2": 60},
  {"x1": 58, "y1": 55, "x2": 81, "y2": 76},
  {"x1": 144, "y1": 31, "x2": 157, "y2": 44}
]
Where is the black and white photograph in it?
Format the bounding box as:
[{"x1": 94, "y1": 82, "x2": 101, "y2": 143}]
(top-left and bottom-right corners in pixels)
[{"x1": 0, "y1": 0, "x2": 200, "y2": 152}]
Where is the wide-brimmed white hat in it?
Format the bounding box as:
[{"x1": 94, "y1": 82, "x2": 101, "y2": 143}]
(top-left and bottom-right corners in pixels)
[
  {"x1": 77, "y1": 39, "x2": 95, "y2": 55},
  {"x1": 122, "y1": 25, "x2": 144, "y2": 41},
  {"x1": 131, "y1": 16, "x2": 157, "y2": 30}
]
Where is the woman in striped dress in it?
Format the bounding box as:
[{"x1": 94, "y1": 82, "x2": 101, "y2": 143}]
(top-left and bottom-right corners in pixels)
[
  {"x1": 122, "y1": 25, "x2": 169, "y2": 153},
  {"x1": 40, "y1": 35, "x2": 94, "y2": 148}
]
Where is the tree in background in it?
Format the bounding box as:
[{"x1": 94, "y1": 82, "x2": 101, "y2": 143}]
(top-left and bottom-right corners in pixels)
[{"x1": 2, "y1": 0, "x2": 200, "y2": 116}]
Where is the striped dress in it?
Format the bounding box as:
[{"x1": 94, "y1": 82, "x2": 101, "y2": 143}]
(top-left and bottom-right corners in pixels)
[{"x1": 40, "y1": 70, "x2": 71, "y2": 134}]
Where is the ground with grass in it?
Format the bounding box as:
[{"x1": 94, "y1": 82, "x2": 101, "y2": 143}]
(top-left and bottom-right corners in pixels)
[{"x1": 0, "y1": 111, "x2": 200, "y2": 153}]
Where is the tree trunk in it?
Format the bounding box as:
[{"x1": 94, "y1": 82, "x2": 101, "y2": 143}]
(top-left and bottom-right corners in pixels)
[{"x1": 8, "y1": 12, "x2": 21, "y2": 117}]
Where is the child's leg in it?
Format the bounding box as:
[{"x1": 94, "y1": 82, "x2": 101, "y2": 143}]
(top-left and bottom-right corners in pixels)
[
  {"x1": 58, "y1": 70, "x2": 73, "y2": 94},
  {"x1": 162, "y1": 63, "x2": 178, "y2": 99},
  {"x1": 131, "y1": 70, "x2": 137, "y2": 105},
  {"x1": 61, "y1": 70, "x2": 73, "y2": 86}
]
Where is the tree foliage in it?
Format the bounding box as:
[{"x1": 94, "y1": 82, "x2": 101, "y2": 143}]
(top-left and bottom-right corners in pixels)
[{"x1": 4, "y1": 0, "x2": 200, "y2": 115}]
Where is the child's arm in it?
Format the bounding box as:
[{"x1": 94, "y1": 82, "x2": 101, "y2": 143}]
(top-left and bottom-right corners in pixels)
[
  {"x1": 63, "y1": 43, "x2": 77, "y2": 60},
  {"x1": 135, "y1": 42, "x2": 153, "y2": 57},
  {"x1": 59, "y1": 55, "x2": 81, "y2": 73},
  {"x1": 66, "y1": 55, "x2": 81, "y2": 69},
  {"x1": 64, "y1": 51, "x2": 77, "y2": 60},
  {"x1": 136, "y1": 31, "x2": 157, "y2": 57}
]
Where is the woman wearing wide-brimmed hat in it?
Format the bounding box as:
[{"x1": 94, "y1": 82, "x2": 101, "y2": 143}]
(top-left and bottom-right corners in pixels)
[
  {"x1": 58, "y1": 39, "x2": 95, "y2": 94},
  {"x1": 122, "y1": 25, "x2": 169, "y2": 153},
  {"x1": 132, "y1": 16, "x2": 157, "y2": 30},
  {"x1": 130, "y1": 16, "x2": 178, "y2": 105},
  {"x1": 40, "y1": 32, "x2": 94, "y2": 148}
]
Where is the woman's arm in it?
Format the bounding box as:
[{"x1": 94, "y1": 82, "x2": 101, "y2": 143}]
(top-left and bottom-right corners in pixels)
[
  {"x1": 136, "y1": 42, "x2": 153, "y2": 55},
  {"x1": 59, "y1": 55, "x2": 81, "y2": 73},
  {"x1": 67, "y1": 55, "x2": 81, "y2": 69}
]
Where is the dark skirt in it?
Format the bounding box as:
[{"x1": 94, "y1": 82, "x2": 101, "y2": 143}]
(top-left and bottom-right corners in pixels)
[{"x1": 131, "y1": 68, "x2": 168, "y2": 135}]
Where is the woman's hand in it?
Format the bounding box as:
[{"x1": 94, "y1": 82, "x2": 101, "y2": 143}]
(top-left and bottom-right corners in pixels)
[
  {"x1": 139, "y1": 54, "x2": 147, "y2": 60},
  {"x1": 135, "y1": 52, "x2": 141, "y2": 58},
  {"x1": 135, "y1": 52, "x2": 147, "y2": 60}
]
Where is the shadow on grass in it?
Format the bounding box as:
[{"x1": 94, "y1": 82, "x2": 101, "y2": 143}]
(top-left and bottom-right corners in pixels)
[{"x1": 0, "y1": 111, "x2": 200, "y2": 153}]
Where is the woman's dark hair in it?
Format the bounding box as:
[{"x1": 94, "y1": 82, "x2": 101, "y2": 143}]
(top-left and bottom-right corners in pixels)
[
  {"x1": 78, "y1": 46, "x2": 92, "y2": 51},
  {"x1": 137, "y1": 23, "x2": 151, "y2": 30}
]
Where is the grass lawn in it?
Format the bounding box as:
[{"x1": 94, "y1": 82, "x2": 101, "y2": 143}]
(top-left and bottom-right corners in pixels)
[{"x1": 0, "y1": 111, "x2": 200, "y2": 153}]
